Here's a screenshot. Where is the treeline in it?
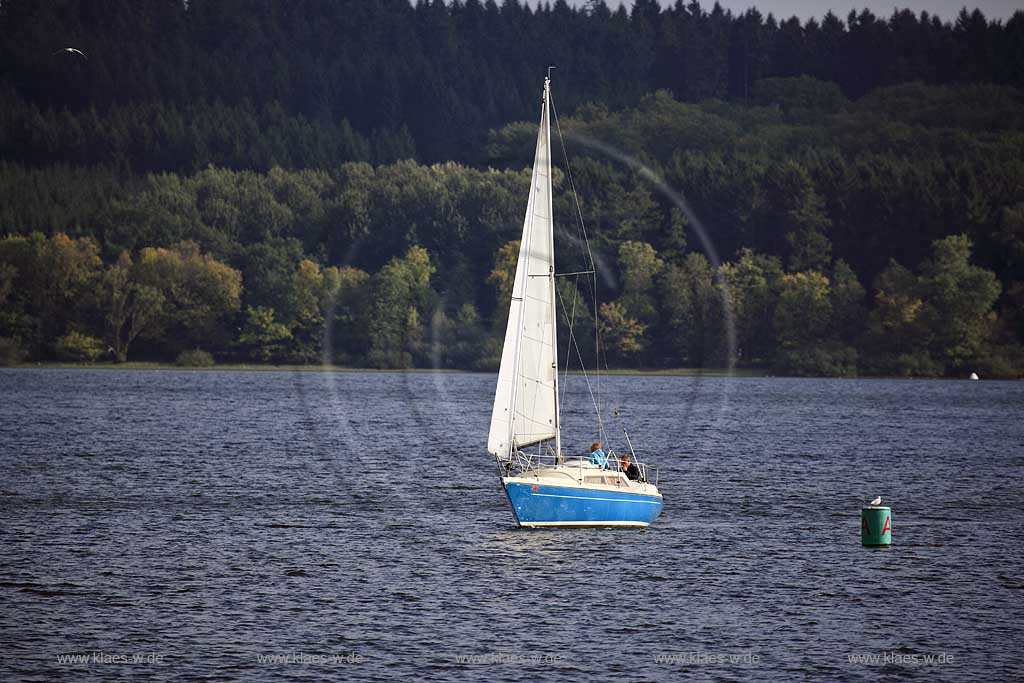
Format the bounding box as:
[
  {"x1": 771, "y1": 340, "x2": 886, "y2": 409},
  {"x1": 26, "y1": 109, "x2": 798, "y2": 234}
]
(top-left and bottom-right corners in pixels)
[
  {"x1": 1, "y1": 1, "x2": 1022, "y2": 169},
  {"x1": 1, "y1": 228, "x2": 1016, "y2": 378},
  {"x1": 1, "y1": 80, "x2": 1023, "y2": 376},
  {"x1": 1, "y1": 0, "x2": 1023, "y2": 376},
  {"x1": 0, "y1": 232, "x2": 462, "y2": 369}
]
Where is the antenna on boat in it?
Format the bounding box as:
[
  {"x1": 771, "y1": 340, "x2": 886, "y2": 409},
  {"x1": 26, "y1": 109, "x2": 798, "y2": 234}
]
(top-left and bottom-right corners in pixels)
[
  {"x1": 614, "y1": 409, "x2": 637, "y2": 460},
  {"x1": 621, "y1": 425, "x2": 637, "y2": 458},
  {"x1": 547, "y1": 65, "x2": 556, "y2": 81}
]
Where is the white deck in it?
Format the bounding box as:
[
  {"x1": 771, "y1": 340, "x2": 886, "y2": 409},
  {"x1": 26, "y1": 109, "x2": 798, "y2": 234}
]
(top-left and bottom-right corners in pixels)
[{"x1": 504, "y1": 459, "x2": 662, "y2": 498}]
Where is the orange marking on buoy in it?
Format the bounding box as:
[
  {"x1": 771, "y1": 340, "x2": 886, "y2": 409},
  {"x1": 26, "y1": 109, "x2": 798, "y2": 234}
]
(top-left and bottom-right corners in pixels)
[
  {"x1": 882, "y1": 516, "x2": 891, "y2": 534},
  {"x1": 532, "y1": 485, "x2": 538, "y2": 491}
]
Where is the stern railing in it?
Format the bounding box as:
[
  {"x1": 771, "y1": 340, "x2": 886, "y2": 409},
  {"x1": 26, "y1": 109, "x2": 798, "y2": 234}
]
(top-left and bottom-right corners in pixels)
[{"x1": 497, "y1": 447, "x2": 658, "y2": 486}]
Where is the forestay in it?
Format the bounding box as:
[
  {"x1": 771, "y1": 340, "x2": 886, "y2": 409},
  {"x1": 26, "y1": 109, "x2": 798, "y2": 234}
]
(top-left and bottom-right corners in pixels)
[{"x1": 487, "y1": 78, "x2": 559, "y2": 457}]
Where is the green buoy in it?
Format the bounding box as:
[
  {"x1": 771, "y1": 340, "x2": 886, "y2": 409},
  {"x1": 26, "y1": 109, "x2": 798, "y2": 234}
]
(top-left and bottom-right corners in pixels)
[{"x1": 861, "y1": 502, "x2": 892, "y2": 546}]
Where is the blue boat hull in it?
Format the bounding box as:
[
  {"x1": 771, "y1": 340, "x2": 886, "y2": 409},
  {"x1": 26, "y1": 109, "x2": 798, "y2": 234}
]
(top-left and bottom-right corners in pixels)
[{"x1": 503, "y1": 481, "x2": 663, "y2": 528}]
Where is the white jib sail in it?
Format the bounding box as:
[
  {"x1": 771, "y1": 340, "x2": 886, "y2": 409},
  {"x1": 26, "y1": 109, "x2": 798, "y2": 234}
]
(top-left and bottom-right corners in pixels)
[{"x1": 488, "y1": 78, "x2": 559, "y2": 457}]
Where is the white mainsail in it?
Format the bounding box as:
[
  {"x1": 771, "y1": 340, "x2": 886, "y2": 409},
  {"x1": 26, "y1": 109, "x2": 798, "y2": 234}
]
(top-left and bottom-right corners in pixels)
[{"x1": 487, "y1": 78, "x2": 560, "y2": 458}]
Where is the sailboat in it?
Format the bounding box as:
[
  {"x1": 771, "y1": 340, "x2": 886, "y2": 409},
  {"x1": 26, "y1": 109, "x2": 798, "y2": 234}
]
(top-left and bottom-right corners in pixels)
[{"x1": 487, "y1": 75, "x2": 664, "y2": 528}]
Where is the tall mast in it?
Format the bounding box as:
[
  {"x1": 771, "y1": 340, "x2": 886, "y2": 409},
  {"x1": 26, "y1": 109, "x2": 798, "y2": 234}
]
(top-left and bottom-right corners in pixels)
[
  {"x1": 487, "y1": 73, "x2": 561, "y2": 462},
  {"x1": 544, "y1": 75, "x2": 562, "y2": 460}
]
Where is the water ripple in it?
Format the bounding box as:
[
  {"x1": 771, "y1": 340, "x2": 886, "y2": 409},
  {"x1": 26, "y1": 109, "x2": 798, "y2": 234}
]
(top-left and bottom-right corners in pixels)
[{"x1": 1, "y1": 369, "x2": 1022, "y2": 681}]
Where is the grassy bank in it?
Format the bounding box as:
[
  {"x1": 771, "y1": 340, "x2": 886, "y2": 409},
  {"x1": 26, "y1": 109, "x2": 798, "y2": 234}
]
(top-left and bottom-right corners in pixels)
[
  {"x1": 8, "y1": 362, "x2": 445, "y2": 372},
  {"x1": 7, "y1": 362, "x2": 767, "y2": 377},
  {"x1": 6, "y1": 363, "x2": 1008, "y2": 379}
]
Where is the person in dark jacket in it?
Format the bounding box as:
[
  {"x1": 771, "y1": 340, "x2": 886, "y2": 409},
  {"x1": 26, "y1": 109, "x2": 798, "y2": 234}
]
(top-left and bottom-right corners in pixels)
[{"x1": 621, "y1": 453, "x2": 641, "y2": 481}]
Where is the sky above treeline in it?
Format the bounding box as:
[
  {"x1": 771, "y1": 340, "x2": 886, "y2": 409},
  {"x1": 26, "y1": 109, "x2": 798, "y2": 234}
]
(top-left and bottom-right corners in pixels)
[{"x1": 558, "y1": 0, "x2": 1021, "y2": 22}]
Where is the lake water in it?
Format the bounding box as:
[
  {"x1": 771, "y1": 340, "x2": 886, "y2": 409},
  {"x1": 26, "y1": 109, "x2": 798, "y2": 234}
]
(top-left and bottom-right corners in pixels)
[{"x1": 1, "y1": 369, "x2": 1022, "y2": 681}]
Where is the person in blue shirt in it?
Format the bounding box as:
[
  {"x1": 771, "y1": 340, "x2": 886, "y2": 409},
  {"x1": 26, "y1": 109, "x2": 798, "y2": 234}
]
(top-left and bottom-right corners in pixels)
[{"x1": 589, "y1": 441, "x2": 608, "y2": 469}]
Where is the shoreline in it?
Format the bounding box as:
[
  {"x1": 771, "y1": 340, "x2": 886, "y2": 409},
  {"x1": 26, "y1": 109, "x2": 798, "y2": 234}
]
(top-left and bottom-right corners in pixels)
[
  {"x1": 2, "y1": 363, "x2": 1004, "y2": 380},
  {"x1": 4, "y1": 362, "x2": 762, "y2": 377}
]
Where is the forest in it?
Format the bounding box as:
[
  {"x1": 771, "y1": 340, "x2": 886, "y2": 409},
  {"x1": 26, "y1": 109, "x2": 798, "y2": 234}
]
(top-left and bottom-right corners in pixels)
[{"x1": 0, "y1": 0, "x2": 1022, "y2": 377}]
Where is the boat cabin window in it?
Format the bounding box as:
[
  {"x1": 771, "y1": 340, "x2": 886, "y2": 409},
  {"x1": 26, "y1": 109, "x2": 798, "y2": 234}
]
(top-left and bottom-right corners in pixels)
[{"x1": 583, "y1": 475, "x2": 627, "y2": 486}]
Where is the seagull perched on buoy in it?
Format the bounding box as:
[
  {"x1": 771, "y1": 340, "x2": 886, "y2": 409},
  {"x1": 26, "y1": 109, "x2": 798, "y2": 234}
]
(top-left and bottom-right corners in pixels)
[
  {"x1": 52, "y1": 47, "x2": 87, "y2": 60},
  {"x1": 869, "y1": 496, "x2": 882, "y2": 506}
]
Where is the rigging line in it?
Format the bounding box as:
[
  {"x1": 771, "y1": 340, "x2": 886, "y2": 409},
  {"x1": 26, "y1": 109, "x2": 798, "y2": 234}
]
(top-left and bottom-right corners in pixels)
[
  {"x1": 529, "y1": 270, "x2": 595, "y2": 277},
  {"x1": 559, "y1": 274, "x2": 578, "y2": 408},
  {"x1": 610, "y1": 403, "x2": 629, "y2": 452},
  {"x1": 550, "y1": 87, "x2": 604, "y2": 436},
  {"x1": 555, "y1": 277, "x2": 605, "y2": 441},
  {"x1": 596, "y1": 311, "x2": 614, "y2": 446},
  {"x1": 550, "y1": 96, "x2": 596, "y2": 285}
]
